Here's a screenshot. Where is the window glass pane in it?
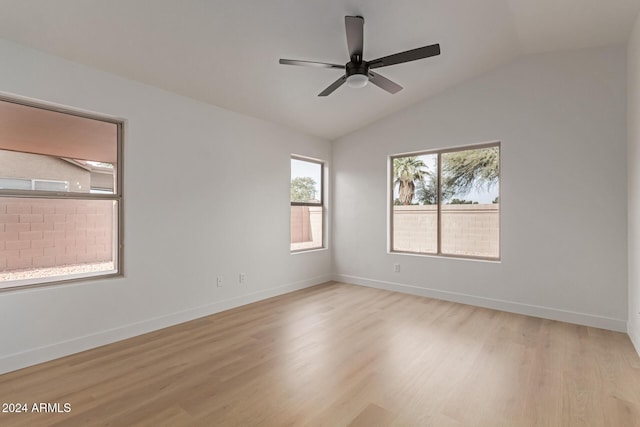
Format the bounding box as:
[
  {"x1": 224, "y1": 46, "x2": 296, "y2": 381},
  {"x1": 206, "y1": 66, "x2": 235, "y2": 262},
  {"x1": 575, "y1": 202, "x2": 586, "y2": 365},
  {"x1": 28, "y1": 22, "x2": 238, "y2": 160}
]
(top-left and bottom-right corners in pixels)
[
  {"x1": 291, "y1": 158, "x2": 321, "y2": 204},
  {"x1": 0, "y1": 150, "x2": 115, "y2": 194},
  {"x1": 290, "y1": 205, "x2": 323, "y2": 251},
  {"x1": 440, "y1": 146, "x2": 499, "y2": 258},
  {"x1": 0, "y1": 197, "x2": 117, "y2": 289},
  {"x1": 392, "y1": 154, "x2": 438, "y2": 253}
]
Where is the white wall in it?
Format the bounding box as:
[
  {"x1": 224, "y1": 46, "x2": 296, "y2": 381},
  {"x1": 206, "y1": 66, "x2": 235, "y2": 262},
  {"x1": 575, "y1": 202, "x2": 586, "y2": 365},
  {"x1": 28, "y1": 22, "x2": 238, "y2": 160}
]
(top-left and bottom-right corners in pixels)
[
  {"x1": 333, "y1": 45, "x2": 628, "y2": 331},
  {"x1": 628, "y1": 14, "x2": 640, "y2": 355},
  {"x1": 0, "y1": 39, "x2": 332, "y2": 374}
]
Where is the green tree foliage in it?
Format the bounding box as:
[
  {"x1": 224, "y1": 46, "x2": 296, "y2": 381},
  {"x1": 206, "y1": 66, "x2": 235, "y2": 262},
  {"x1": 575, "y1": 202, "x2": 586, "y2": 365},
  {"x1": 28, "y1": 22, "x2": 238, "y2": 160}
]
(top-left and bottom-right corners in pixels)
[
  {"x1": 394, "y1": 157, "x2": 429, "y2": 205},
  {"x1": 395, "y1": 147, "x2": 499, "y2": 206},
  {"x1": 442, "y1": 146, "x2": 499, "y2": 196},
  {"x1": 415, "y1": 178, "x2": 437, "y2": 205},
  {"x1": 291, "y1": 176, "x2": 317, "y2": 202},
  {"x1": 416, "y1": 176, "x2": 456, "y2": 205},
  {"x1": 449, "y1": 198, "x2": 478, "y2": 205}
]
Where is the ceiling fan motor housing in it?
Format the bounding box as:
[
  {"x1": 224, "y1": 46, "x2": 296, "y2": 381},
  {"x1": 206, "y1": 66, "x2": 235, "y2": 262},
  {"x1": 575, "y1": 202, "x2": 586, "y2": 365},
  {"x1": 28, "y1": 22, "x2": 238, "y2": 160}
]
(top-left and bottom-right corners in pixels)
[
  {"x1": 346, "y1": 61, "x2": 369, "y2": 77},
  {"x1": 345, "y1": 61, "x2": 369, "y2": 88}
]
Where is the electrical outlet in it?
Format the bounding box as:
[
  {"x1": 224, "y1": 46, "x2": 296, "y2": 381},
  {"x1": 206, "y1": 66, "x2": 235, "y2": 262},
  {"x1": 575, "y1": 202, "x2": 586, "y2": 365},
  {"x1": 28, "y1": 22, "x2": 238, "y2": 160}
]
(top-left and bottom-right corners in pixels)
[
  {"x1": 217, "y1": 276, "x2": 223, "y2": 287},
  {"x1": 394, "y1": 263, "x2": 400, "y2": 273},
  {"x1": 239, "y1": 273, "x2": 245, "y2": 284}
]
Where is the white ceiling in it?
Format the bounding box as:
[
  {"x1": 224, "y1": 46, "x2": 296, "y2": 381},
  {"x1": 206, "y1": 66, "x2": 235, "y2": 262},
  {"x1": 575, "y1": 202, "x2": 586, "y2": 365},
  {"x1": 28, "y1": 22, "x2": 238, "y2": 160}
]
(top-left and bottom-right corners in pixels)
[{"x1": 0, "y1": 0, "x2": 638, "y2": 140}]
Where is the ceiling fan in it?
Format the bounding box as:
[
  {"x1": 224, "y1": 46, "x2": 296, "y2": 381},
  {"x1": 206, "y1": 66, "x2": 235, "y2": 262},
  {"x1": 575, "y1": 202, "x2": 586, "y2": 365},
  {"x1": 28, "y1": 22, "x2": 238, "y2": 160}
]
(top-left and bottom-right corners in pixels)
[{"x1": 279, "y1": 16, "x2": 441, "y2": 96}]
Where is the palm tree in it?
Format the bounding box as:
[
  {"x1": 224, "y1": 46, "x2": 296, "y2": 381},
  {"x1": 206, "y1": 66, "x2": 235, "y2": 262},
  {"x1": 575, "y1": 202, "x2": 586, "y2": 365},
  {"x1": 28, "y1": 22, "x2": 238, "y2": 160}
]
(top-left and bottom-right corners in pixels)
[{"x1": 394, "y1": 157, "x2": 428, "y2": 205}]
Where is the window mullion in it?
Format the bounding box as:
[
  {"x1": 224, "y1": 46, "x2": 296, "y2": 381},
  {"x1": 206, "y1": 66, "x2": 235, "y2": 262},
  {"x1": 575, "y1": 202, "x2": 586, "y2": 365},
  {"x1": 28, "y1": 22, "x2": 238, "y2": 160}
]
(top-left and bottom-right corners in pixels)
[{"x1": 437, "y1": 153, "x2": 442, "y2": 256}]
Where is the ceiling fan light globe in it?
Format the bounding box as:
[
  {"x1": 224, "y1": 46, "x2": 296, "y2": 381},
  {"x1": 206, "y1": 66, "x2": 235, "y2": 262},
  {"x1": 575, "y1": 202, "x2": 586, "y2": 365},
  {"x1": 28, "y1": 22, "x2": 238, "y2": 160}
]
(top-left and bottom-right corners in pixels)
[{"x1": 346, "y1": 74, "x2": 369, "y2": 88}]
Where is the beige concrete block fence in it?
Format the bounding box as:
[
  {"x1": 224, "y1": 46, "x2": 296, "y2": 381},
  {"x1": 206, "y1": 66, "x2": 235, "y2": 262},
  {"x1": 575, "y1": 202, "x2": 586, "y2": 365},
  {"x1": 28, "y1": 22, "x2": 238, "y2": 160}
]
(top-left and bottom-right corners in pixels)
[
  {"x1": 1, "y1": 200, "x2": 495, "y2": 272},
  {"x1": 289, "y1": 204, "x2": 498, "y2": 257},
  {"x1": 393, "y1": 204, "x2": 499, "y2": 258},
  {"x1": 0, "y1": 197, "x2": 115, "y2": 272},
  {"x1": 291, "y1": 206, "x2": 323, "y2": 251}
]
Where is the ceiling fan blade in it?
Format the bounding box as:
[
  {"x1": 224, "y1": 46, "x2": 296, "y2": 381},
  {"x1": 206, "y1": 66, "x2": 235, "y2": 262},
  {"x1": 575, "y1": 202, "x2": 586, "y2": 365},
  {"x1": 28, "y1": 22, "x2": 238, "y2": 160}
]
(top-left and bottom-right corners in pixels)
[
  {"x1": 345, "y1": 16, "x2": 364, "y2": 61},
  {"x1": 318, "y1": 75, "x2": 347, "y2": 96},
  {"x1": 368, "y1": 43, "x2": 441, "y2": 69},
  {"x1": 368, "y1": 71, "x2": 403, "y2": 94},
  {"x1": 279, "y1": 59, "x2": 344, "y2": 69}
]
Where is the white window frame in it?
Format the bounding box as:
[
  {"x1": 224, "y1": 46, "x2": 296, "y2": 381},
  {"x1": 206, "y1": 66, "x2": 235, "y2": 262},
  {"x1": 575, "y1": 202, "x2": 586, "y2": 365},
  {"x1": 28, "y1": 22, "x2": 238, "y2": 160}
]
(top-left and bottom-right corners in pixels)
[
  {"x1": 33, "y1": 179, "x2": 69, "y2": 191},
  {"x1": 0, "y1": 178, "x2": 70, "y2": 192}
]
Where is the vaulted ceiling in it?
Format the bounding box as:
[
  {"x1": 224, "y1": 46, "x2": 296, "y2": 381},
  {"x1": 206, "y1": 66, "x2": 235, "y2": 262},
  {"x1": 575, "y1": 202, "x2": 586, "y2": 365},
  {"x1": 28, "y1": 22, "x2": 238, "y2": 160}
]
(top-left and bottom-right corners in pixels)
[{"x1": 0, "y1": 0, "x2": 638, "y2": 140}]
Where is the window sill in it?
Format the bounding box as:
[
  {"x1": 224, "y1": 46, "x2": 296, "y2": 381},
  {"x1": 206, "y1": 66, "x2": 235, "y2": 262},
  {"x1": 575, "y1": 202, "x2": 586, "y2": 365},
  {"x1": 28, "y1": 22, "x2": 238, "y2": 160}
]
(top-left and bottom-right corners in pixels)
[
  {"x1": 291, "y1": 247, "x2": 328, "y2": 255},
  {"x1": 389, "y1": 250, "x2": 501, "y2": 263},
  {"x1": 0, "y1": 269, "x2": 119, "y2": 292}
]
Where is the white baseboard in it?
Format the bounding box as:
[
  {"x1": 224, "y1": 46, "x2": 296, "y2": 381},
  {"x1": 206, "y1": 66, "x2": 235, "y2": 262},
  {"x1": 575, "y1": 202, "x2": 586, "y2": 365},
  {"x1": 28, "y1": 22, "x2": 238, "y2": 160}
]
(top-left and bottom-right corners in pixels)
[
  {"x1": 0, "y1": 274, "x2": 331, "y2": 375},
  {"x1": 334, "y1": 274, "x2": 627, "y2": 332},
  {"x1": 629, "y1": 320, "x2": 640, "y2": 359}
]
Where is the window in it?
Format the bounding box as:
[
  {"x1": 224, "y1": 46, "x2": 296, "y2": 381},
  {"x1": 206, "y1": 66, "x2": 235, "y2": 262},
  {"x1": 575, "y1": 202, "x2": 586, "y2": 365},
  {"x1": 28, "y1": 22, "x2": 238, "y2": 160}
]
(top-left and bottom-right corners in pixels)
[
  {"x1": 291, "y1": 156, "x2": 324, "y2": 252},
  {"x1": 0, "y1": 97, "x2": 122, "y2": 290},
  {"x1": 0, "y1": 177, "x2": 69, "y2": 192},
  {"x1": 391, "y1": 143, "x2": 500, "y2": 260}
]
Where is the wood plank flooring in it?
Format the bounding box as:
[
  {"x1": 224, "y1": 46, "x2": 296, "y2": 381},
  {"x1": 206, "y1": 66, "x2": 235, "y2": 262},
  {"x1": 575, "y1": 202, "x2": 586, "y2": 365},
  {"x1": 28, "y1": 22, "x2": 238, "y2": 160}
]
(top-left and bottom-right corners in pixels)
[{"x1": 1, "y1": 282, "x2": 639, "y2": 426}]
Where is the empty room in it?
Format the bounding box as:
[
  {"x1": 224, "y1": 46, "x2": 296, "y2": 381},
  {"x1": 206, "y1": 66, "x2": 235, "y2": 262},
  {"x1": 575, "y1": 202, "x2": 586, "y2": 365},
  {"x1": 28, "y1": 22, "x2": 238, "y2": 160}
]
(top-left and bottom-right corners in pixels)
[{"x1": 1, "y1": 1, "x2": 640, "y2": 426}]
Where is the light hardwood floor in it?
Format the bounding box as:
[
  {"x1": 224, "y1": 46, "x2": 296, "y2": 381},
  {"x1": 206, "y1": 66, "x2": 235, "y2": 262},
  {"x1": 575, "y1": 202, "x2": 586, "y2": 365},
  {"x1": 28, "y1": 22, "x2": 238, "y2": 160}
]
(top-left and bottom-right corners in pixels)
[{"x1": 1, "y1": 282, "x2": 639, "y2": 426}]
